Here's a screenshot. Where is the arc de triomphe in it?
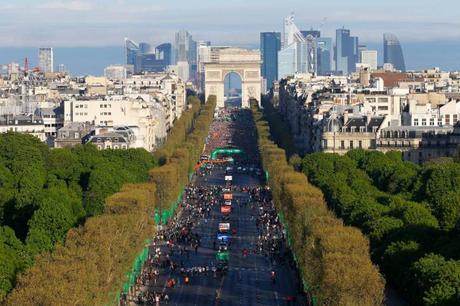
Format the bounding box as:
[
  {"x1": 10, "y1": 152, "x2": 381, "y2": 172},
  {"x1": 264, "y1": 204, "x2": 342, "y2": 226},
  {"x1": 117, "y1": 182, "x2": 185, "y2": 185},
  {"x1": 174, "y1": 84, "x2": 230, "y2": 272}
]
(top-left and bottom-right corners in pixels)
[{"x1": 204, "y1": 47, "x2": 262, "y2": 108}]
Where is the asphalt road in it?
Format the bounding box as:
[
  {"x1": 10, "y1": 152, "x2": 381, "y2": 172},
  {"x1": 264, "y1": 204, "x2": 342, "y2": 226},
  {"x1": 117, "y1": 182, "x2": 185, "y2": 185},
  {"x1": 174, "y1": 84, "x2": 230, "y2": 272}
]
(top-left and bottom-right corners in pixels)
[{"x1": 152, "y1": 168, "x2": 303, "y2": 306}]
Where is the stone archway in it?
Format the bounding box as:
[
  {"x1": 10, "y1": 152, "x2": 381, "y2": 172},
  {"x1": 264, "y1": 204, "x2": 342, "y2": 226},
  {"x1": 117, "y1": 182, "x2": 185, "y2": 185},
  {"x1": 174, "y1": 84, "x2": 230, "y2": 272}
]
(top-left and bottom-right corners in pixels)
[{"x1": 204, "y1": 47, "x2": 262, "y2": 108}]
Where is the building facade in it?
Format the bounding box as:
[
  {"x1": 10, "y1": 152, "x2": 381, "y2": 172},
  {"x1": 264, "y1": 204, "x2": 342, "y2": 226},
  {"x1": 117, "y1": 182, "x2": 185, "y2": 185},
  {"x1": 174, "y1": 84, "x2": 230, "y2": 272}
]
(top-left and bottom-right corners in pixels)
[
  {"x1": 317, "y1": 38, "x2": 333, "y2": 75},
  {"x1": 360, "y1": 50, "x2": 378, "y2": 70},
  {"x1": 335, "y1": 28, "x2": 359, "y2": 75},
  {"x1": 384, "y1": 33, "x2": 406, "y2": 72},
  {"x1": 38, "y1": 48, "x2": 54, "y2": 73},
  {"x1": 260, "y1": 32, "x2": 281, "y2": 91}
]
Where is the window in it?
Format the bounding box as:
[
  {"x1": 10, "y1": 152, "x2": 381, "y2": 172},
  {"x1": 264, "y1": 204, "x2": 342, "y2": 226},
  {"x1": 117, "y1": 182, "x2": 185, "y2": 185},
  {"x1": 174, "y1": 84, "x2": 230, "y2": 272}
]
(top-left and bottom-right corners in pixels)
[
  {"x1": 341, "y1": 140, "x2": 345, "y2": 149},
  {"x1": 350, "y1": 141, "x2": 354, "y2": 149},
  {"x1": 378, "y1": 106, "x2": 389, "y2": 110},
  {"x1": 422, "y1": 119, "x2": 427, "y2": 126},
  {"x1": 359, "y1": 140, "x2": 362, "y2": 148},
  {"x1": 100, "y1": 104, "x2": 103, "y2": 108},
  {"x1": 414, "y1": 119, "x2": 419, "y2": 126},
  {"x1": 454, "y1": 114, "x2": 458, "y2": 123},
  {"x1": 430, "y1": 118, "x2": 435, "y2": 126},
  {"x1": 446, "y1": 114, "x2": 451, "y2": 125},
  {"x1": 323, "y1": 140, "x2": 327, "y2": 148},
  {"x1": 378, "y1": 97, "x2": 389, "y2": 102}
]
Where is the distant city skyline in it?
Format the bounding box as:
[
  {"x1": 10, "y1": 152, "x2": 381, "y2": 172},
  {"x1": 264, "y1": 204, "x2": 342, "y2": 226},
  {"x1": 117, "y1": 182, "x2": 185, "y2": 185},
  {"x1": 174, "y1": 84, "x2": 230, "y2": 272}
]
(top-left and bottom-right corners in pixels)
[
  {"x1": 2, "y1": 40, "x2": 460, "y2": 76},
  {"x1": 0, "y1": 0, "x2": 459, "y2": 47}
]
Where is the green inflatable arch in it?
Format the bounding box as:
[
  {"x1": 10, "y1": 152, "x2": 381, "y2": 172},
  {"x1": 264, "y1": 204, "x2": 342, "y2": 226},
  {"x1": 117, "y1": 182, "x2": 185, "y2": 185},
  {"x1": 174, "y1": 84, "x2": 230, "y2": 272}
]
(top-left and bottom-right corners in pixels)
[{"x1": 210, "y1": 148, "x2": 245, "y2": 160}]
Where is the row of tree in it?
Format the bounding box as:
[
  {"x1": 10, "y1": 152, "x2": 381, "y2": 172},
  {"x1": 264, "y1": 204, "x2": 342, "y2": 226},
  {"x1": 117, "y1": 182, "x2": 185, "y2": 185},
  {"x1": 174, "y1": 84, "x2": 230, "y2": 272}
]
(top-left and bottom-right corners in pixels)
[
  {"x1": 251, "y1": 102, "x2": 385, "y2": 306},
  {"x1": 150, "y1": 95, "x2": 216, "y2": 210},
  {"x1": 153, "y1": 96, "x2": 201, "y2": 165},
  {"x1": 303, "y1": 151, "x2": 460, "y2": 305},
  {"x1": 3, "y1": 95, "x2": 216, "y2": 304}
]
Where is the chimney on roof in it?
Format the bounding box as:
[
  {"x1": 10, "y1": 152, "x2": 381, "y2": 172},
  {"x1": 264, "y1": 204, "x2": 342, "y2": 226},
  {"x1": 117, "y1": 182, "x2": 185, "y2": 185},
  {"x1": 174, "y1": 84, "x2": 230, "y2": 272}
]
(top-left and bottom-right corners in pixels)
[
  {"x1": 366, "y1": 113, "x2": 372, "y2": 125},
  {"x1": 343, "y1": 111, "x2": 349, "y2": 124}
]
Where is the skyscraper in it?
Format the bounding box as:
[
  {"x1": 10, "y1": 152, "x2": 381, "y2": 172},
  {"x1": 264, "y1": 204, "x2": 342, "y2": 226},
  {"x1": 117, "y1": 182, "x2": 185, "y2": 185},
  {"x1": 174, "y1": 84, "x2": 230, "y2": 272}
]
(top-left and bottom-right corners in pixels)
[
  {"x1": 174, "y1": 30, "x2": 196, "y2": 81},
  {"x1": 282, "y1": 14, "x2": 305, "y2": 48},
  {"x1": 304, "y1": 35, "x2": 317, "y2": 74},
  {"x1": 360, "y1": 50, "x2": 378, "y2": 70},
  {"x1": 278, "y1": 43, "x2": 297, "y2": 79},
  {"x1": 197, "y1": 41, "x2": 212, "y2": 92},
  {"x1": 175, "y1": 30, "x2": 193, "y2": 62},
  {"x1": 38, "y1": 47, "x2": 53, "y2": 73},
  {"x1": 189, "y1": 39, "x2": 198, "y2": 82},
  {"x1": 383, "y1": 33, "x2": 406, "y2": 72},
  {"x1": 260, "y1": 32, "x2": 281, "y2": 90},
  {"x1": 278, "y1": 14, "x2": 312, "y2": 78},
  {"x1": 155, "y1": 43, "x2": 172, "y2": 65},
  {"x1": 317, "y1": 37, "x2": 332, "y2": 75},
  {"x1": 125, "y1": 38, "x2": 139, "y2": 68},
  {"x1": 335, "y1": 28, "x2": 359, "y2": 75}
]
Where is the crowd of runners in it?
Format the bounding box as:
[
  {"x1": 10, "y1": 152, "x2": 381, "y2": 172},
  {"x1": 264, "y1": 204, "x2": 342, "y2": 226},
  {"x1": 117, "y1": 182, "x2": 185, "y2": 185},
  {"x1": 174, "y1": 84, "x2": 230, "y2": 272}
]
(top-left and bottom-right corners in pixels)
[{"x1": 120, "y1": 107, "x2": 304, "y2": 305}]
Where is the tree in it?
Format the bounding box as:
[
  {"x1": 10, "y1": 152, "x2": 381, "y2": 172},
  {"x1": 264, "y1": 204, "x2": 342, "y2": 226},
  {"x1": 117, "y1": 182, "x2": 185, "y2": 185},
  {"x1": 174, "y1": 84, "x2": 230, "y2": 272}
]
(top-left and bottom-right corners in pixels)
[
  {"x1": 382, "y1": 240, "x2": 422, "y2": 290},
  {"x1": 46, "y1": 149, "x2": 82, "y2": 185},
  {"x1": 26, "y1": 186, "x2": 82, "y2": 254},
  {"x1": 368, "y1": 216, "x2": 404, "y2": 243},
  {"x1": 411, "y1": 254, "x2": 460, "y2": 306},
  {"x1": 0, "y1": 226, "x2": 26, "y2": 295},
  {"x1": 85, "y1": 162, "x2": 134, "y2": 216}
]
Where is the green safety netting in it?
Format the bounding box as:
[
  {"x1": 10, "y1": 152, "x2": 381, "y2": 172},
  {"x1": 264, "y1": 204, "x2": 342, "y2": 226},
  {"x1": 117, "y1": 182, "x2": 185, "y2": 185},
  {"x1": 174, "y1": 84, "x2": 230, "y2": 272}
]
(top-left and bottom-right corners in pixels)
[
  {"x1": 153, "y1": 186, "x2": 186, "y2": 225},
  {"x1": 117, "y1": 242, "x2": 151, "y2": 304}
]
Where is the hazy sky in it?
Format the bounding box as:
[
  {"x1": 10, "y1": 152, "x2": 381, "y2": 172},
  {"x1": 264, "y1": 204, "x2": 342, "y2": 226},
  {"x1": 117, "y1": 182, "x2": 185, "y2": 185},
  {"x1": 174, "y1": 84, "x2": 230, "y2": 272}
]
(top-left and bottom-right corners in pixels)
[{"x1": 1, "y1": 0, "x2": 459, "y2": 47}]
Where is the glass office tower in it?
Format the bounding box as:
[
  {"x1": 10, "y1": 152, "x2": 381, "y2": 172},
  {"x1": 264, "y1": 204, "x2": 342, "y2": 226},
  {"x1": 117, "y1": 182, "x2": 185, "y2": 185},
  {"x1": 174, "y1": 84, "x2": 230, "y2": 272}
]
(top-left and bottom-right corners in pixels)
[
  {"x1": 125, "y1": 38, "x2": 139, "y2": 67},
  {"x1": 383, "y1": 33, "x2": 406, "y2": 72},
  {"x1": 260, "y1": 32, "x2": 281, "y2": 89},
  {"x1": 335, "y1": 28, "x2": 359, "y2": 75},
  {"x1": 317, "y1": 38, "x2": 332, "y2": 75},
  {"x1": 278, "y1": 43, "x2": 297, "y2": 79},
  {"x1": 155, "y1": 43, "x2": 172, "y2": 65}
]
